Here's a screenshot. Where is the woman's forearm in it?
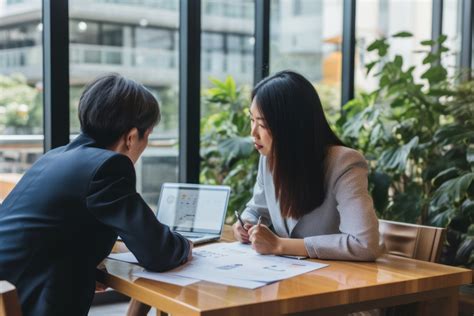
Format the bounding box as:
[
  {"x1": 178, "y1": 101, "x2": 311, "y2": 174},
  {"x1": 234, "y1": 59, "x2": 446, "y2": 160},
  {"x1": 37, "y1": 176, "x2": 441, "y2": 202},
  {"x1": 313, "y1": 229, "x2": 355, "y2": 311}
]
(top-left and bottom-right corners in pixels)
[{"x1": 276, "y1": 238, "x2": 309, "y2": 257}]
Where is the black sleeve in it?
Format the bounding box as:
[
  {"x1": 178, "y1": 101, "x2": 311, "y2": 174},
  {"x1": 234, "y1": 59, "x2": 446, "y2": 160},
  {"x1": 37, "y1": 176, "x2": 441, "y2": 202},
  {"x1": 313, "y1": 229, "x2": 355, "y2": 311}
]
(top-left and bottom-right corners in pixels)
[{"x1": 85, "y1": 154, "x2": 189, "y2": 272}]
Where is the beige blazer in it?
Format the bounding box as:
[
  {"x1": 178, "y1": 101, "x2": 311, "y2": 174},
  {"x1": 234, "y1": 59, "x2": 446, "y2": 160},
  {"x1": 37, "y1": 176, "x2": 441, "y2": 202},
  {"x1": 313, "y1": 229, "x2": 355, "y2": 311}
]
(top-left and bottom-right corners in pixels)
[{"x1": 242, "y1": 146, "x2": 383, "y2": 261}]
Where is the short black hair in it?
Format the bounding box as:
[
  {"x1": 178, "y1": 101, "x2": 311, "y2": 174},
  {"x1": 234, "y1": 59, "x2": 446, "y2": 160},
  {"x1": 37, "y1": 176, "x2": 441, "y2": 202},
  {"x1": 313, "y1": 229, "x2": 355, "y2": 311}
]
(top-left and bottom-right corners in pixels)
[
  {"x1": 252, "y1": 70, "x2": 345, "y2": 218},
  {"x1": 78, "y1": 73, "x2": 160, "y2": 147}
]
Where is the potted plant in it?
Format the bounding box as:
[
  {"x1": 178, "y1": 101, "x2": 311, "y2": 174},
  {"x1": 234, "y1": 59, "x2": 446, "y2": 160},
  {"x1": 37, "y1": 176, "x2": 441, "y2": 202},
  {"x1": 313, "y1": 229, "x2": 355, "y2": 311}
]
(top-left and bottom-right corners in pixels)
[
  {"x1": 338, "y1": 32, "x2": 473, "y2": 268},
  {"x1": 200, "y1": 76, "x2": 258, "y2": 222}
]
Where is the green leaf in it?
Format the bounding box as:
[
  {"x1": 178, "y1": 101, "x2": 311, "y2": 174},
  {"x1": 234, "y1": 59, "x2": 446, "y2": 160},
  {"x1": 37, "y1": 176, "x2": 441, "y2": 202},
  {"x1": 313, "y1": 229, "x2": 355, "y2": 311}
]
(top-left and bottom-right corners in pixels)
[
  {"x1": 434, "y1": 124, "x2": 474, "y2": 146},
  {"x1": 427, "y1": 88, "x2": 456, "y2": 97},
  {"x1": 369, "y1": 123, "x2": 384, "y2": 146},
  {"x1": 365, "y1": 61, "x2": 378, "y2": 75},
  {"x1": 367, "y1": 39, "x2": 389, "y2": 57},
  {"x1": 342, "y1": 112, "x2": 365, "y2": 138},
  {"x1": 454, "y1": 238, "x2": 473, "y2": 266},
  {"x1": 421, "y1": 39, "x2": 435, "y2": 46},
  {"x1": 379, "y1": 136, "x2": 419, "y2": 172},
  {"x1": 440, "y1": 46, "x2": 450, "y2": 52},
  {"x1": 437, "y1": 34, "x2": 448, "y2": 44},
  {"x1": 430, "y1": 208, "x2": 455, "y2": 227},
  {"x1": 394, "y1": 55, "x2": 403, "y2": 68},
  {"x1": 422, "y1": 53, "x2": 438, "y2": 65},
  {"x1": 392, "y1": 31, "x2": 413, "y2": 38},
  {"x1": 367, "y1": 39, "x2": 384, "y2": 51},
  {"x1": 432, "y1": 167, "x2": 462, "y2": 188},
  {"x1": 217, "y1": 136, "x2": 254, "y2": 165},
  {"x1": 225, "y1": 76, "x2": 237, "y2": 100},
  {"x1": 467, "y1": 145, "x2": 474, "y2": 167},
  {"x1": 461, "y1": 199, "x2": 474, "y2": 218},
  {"x1": 421, "y1": 65, "x2": 447, "y2": 84},
  {"x1": 380, "y1": 75, "x2": 390, "y2": 87},
  {"x1": 390, "y1": 97, "x2": 405, "y2": 108},
  {"x1": 431, "y1": 172, "x2": 474, "y2": 206},
  {"x1": 209, "y1": 77, "x2": 227, "y2": 90}
]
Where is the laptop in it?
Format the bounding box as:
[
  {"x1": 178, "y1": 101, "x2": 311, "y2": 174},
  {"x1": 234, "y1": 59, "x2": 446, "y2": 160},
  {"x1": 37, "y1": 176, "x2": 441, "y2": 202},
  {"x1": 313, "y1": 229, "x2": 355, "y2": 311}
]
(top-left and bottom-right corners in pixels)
[{"x1": 156, "y1": 183, "x2": 231, "y2": 245}]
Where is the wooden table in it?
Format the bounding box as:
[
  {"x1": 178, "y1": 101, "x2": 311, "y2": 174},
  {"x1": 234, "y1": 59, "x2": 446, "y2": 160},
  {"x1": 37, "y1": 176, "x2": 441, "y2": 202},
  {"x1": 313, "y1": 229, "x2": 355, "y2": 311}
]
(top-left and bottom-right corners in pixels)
[{"x1": 98, "y1": 226, "x2": 472, "y2": 315}]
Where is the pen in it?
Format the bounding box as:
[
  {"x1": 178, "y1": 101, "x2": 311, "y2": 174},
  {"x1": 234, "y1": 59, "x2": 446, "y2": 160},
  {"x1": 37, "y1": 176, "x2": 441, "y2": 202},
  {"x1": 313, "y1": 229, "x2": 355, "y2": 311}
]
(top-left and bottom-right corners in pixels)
[
  {"x1": 257, "y1": 216, "x2": 262, "y2": 226},
  {"x1": 234, "y1": 210, "x2": 247, "y2": 230}
]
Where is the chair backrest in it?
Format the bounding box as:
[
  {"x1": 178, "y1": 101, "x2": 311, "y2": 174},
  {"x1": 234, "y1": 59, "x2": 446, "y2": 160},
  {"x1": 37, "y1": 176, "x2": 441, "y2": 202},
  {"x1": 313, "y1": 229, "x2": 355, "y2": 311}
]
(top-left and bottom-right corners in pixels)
[
  {"x1": 0, "y1": 281, "x2": 21, "y2": 316},
  {"x1": 379, "y1": 219, "x2": 446, "y2": 263}
]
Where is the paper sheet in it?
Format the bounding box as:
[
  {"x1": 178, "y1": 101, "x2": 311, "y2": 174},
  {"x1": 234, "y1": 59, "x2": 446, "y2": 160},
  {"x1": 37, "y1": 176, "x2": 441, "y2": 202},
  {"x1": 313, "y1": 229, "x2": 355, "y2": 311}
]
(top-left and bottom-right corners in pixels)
[
  {"x1": 107, "y1": 242, "x2": 328, "y2": 289},
  {"x1": 134, "y1": 271, "x2": 200, "y2": 287},
  {"x1": 108, "y1": 252, "x2": 138, "y2": 264},
  {"x1": 168, "y1": 270, "x2": 268, "y2": 289},
  {"x1": 170, "y1": 242, "x2": 327, "y2": 283},
  {"x1": 108, "y1": 252, "x2": 267, "y2": 289}
]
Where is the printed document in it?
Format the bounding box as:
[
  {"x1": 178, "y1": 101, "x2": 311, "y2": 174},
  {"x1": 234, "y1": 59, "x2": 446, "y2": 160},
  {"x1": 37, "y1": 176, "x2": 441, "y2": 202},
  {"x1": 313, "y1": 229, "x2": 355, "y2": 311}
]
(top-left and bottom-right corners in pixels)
[
  {"x1": 107, "y1": 242, "x2": 328, "y2": 289},
  {"x1": 108, "y1": 252, "x2": 138, "y2": 264},
  {"x1": 172, "y1": 242, "x2": 327, "y2": 283},
  {"x1": 134, "y1": 271, "x2": 200, "y2": 287}
]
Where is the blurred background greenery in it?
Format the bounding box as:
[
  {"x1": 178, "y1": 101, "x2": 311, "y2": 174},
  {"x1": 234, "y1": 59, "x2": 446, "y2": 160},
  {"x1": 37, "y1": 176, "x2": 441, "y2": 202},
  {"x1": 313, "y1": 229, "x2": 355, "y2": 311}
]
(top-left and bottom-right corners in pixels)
[{"x1": 199, "y1": 33, "x2": 473, "y2": 268}]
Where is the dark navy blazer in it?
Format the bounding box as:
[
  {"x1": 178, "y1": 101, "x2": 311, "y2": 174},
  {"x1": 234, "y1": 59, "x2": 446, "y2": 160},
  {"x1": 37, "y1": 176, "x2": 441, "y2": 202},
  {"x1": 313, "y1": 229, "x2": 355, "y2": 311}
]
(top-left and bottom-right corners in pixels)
[{"x1": 0, "y1": 133, "x2": 189, "y2": 316}]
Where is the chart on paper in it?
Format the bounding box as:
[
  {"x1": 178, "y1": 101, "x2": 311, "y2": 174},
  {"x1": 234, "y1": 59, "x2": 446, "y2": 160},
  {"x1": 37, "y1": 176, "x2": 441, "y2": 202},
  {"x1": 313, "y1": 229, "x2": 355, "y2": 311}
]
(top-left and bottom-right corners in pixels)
[
  {"x1": 168, "y1": 242, "x2": 328, "y2": 283},
  {"x1": 110, "y1": 242, "x2": 329, "y2": 289}
]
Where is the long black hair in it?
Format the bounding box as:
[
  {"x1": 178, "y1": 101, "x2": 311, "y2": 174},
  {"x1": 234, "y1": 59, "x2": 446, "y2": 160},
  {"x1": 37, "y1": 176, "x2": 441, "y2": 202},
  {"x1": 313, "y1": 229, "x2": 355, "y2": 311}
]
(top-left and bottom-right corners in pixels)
[{"x1": 251, "y1": 70, "x2": 345, "y2": 218}]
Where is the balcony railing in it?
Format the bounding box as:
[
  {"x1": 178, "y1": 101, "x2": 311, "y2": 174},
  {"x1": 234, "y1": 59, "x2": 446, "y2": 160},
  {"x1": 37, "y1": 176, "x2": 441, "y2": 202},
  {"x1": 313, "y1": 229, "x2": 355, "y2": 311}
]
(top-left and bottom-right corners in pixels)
[
  {"x1": 0, "y1": 45, "x2": 41, "y2": 68},
  {"x1": 0, "y1": 44, "x2": 253, "y2": 84},
  {"x1": 76, "y1": 0, "x2": 254, "y2": 19},
  {"x1": 86, "y1": 0, "x2": 178, "y2": 11}
]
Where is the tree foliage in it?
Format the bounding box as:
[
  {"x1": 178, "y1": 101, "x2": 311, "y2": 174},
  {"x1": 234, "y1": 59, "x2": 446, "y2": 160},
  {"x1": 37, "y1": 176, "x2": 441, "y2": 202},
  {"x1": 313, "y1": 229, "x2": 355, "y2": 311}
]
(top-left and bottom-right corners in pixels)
[{"x1": 0, "y1": 73, "x2": 42, "y2": 133}]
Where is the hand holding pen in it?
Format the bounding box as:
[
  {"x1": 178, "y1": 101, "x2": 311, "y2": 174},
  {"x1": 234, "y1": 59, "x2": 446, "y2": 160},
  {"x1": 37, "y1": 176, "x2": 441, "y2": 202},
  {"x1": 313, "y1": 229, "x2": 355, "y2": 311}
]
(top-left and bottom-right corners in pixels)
[
  {"x1": 233, "y1": 210, "x2": 252, "y2": 243},
  {"x1": 234, "y1": 210, "x2": 247, "y2": 231},
  {"x1": 248, "y1": 216, "x2": 280, "y2": 254}
]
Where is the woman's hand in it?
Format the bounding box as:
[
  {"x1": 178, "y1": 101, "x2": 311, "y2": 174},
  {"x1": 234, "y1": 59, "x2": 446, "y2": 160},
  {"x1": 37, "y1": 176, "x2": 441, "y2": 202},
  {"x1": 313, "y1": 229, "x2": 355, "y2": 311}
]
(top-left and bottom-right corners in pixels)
[
  {"x1": 248, "y1": 224, "x2": 281, "y2": 255},
  {"x1": 232, "y1": 221, "x2": 252, "y2": 243}
]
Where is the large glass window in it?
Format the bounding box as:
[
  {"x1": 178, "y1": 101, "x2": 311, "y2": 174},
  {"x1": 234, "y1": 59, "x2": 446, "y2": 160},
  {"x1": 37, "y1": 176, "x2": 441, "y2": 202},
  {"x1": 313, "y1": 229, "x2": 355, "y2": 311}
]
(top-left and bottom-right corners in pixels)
[
  {"x1": 270, "y1": 0, "x2": 343, "y2": 124},
  {"x1": 200, "y1": 0, "x2": 255, "y2": 218},
  {"x1": 201, "y1": 0, "x2": 254, "y2": 88},
  {"x1": 69, "y1": 0, "x2": 180, "y2": 209},
  {"x1": 0, "y1": 0, "x2": 43, "y2": 202},
  {"x1": 70, "y1": 20, "x2": 100, "y2": 45},
  {"x1": 356, "y1": 0, "x2": 432, "y2": 92},
  {"x1": 200, "y1": 0, "x2": 255, "y2": 118},
  {"x1": 443, "y1": 0, "x2": 462, "y2": 76}
]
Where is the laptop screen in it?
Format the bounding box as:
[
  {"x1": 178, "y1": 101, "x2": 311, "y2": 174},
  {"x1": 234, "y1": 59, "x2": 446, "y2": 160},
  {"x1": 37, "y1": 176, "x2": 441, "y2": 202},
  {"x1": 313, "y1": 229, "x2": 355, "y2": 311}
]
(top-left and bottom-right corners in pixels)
[{"x1": 156, "y1": 183, "x2": 231, "y2": 234}]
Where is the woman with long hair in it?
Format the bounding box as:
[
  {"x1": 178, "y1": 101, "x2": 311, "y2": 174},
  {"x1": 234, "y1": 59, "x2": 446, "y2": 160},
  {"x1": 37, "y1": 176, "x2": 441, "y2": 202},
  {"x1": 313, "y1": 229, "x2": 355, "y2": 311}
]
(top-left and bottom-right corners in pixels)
[{"x1": 233, "y1": 70, "x2": 381, "y2": 260}]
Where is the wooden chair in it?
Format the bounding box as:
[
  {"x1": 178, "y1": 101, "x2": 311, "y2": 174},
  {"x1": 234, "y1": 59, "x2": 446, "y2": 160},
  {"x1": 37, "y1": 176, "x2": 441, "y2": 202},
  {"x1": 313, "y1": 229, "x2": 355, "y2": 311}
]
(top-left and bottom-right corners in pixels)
[
  {"x1": 0, "y1": 281, "x2": 21, "y2": 316},
  {"x1": 377, "y1": 220, "x2": 448, "y2": 315},
  {"x1": 379, "y1": 219, "x2": 446, "y2": 263}
]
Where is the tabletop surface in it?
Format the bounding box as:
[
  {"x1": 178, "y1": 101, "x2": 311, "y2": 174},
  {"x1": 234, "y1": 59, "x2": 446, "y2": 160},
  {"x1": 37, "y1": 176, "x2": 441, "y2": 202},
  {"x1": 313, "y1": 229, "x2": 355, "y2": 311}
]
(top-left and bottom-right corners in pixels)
[{"x1": 101, "y1": 226, "x2": 472, "y2": 315}]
